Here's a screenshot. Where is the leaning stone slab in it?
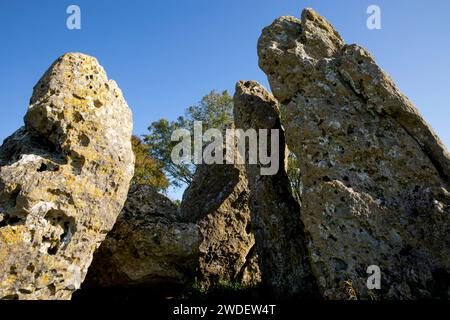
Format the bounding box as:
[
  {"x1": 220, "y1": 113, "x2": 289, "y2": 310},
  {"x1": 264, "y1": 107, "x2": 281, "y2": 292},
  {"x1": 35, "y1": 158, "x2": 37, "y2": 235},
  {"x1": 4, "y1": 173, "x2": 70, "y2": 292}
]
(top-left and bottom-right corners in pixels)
[
  {"x1": 258, "y1": 8, "x2": 450, "y2": 299},
  {"x1": 234, "y1": 80, "x2": 319, "y2": 298}
]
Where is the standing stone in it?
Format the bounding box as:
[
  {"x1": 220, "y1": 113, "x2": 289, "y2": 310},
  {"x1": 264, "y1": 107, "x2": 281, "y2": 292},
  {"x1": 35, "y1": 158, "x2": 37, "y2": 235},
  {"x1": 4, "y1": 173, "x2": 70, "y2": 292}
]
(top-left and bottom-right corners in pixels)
[
  {"x1": 258, "y1": 8, "x2": 450, "y2": 299},
  {"x1": 234, "y1": 80, "x2": 318, "y2": 298},
  {"x1": 81, "y1": 184, "x2": 201, "y2": 296},
  {"x1": 180, "y1": 160, "x2": 261, "y2": 290},
  {"x1": 0, "y1": 53, "x2": 135, "y2": 299}
]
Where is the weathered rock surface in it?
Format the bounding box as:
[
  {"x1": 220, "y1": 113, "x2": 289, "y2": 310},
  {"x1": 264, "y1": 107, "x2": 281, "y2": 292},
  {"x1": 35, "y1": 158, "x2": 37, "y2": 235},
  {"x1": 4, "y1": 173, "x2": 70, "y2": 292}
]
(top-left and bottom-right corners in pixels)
[
  {"x1": 180, "y1": 161, "x2": 261, "y2": 290},
  {"x1": 234, "y1": 80, "x2": 319, "y2": 298},
  {"x1": 82, "y1": 184, "x2": 201, "y2": 293},
  {"x1": 0, "y1": 53, "x2": 134, "y2": 299},
  {"x1": 258, "y1": 8, "x2": 450, "y2": 299}
]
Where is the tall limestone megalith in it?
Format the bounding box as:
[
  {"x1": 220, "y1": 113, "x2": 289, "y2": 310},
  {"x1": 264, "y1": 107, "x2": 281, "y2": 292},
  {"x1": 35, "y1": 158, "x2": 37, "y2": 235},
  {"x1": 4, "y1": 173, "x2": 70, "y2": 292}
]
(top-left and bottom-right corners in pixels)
[
  {"x1": 0, "y1": 53, "x2": 135, "y2": 299},
  {"x1": 258, "y1": 8, "x2": 450, "y2": 299},
  {"x1": 234, "y1": 80, "x2": 319, "y2": 298}
]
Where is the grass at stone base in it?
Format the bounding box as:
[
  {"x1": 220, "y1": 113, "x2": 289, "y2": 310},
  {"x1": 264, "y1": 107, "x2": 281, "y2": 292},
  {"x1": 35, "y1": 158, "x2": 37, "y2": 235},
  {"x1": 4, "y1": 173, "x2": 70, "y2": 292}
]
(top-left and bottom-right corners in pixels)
[{"x1": 183, "y1": 279, "x2": 265, "y2": 301}]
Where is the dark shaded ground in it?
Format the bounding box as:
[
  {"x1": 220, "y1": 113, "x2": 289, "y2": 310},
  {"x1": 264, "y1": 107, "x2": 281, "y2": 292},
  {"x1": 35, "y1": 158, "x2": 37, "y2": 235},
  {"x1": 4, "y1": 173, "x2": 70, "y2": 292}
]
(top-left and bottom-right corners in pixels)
[{"x1": 72, "y1": 284, "x2": 297, "y2": 302}]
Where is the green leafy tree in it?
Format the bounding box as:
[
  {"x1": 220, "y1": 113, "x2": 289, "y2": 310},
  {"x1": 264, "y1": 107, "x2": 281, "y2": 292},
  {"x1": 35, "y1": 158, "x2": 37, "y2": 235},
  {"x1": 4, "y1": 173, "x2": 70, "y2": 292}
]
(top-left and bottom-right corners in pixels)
[
  {"x1": 144, "y1": 90, "x2": 233, "y2": 188},
  {"x1": 131, "y1": 135, "x2": 169, "y2": 191},
  {"x1": 185, "y1": 90, "x2": 234, "y2": 132}
]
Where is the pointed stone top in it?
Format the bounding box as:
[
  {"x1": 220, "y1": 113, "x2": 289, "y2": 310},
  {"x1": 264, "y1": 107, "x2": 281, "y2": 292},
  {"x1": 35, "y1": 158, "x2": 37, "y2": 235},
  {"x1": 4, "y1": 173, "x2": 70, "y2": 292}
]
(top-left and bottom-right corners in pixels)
[
  {"x1": 235, "y1": 80, "x2": 277, "y2": 106},
  {"x1": 257, "y1": 8, "x2": 345, "y2": 102},
  {"x1": 24, "y1": 52, "x2": 130, "y2": 159},
  {"x1": 30, "y1": 52, "x2": 108, "y2": 105},
  {"x1": 234, "y1": 80, "x2": 280, "y2": 132},
  {"x1": 300, "y1": 7, "x2": 344, "y2": 47}
]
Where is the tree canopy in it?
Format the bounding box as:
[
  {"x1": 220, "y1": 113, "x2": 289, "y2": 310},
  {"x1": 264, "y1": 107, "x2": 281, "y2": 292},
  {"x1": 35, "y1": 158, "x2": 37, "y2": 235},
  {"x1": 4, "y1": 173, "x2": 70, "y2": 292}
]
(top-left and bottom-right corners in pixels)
[
  {"x1": 144, "y1": 90, "x2": 233, "y2": 188},
  {"x1": 131, "y1": 135, "x2": 169, "y2": 191}
]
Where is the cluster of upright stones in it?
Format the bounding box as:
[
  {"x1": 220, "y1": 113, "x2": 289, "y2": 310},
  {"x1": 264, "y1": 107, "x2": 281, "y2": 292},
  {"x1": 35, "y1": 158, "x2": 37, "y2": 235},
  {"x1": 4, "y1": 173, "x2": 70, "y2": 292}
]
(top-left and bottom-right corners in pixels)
[{"x1": 1, "y1": 7, "x2": 449, "y2": 301}]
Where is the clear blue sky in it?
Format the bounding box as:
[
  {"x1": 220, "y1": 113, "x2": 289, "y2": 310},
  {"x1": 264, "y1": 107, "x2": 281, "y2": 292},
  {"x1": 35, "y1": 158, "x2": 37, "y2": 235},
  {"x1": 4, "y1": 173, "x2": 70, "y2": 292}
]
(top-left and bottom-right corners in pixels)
[{"x1": 1, "y1": 0, "x2": 449, "y2": 199}]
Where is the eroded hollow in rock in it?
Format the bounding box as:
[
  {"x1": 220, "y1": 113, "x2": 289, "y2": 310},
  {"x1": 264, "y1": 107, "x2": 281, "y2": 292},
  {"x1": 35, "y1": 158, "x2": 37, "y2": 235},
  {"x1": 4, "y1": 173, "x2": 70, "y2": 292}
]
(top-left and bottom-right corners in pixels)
[
  {"x1": 0, "y1": 185, "x2": 28, "y2": 228},
  {"x1": 43, "y1": 209, "x2": 76, "y2": 255}
]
